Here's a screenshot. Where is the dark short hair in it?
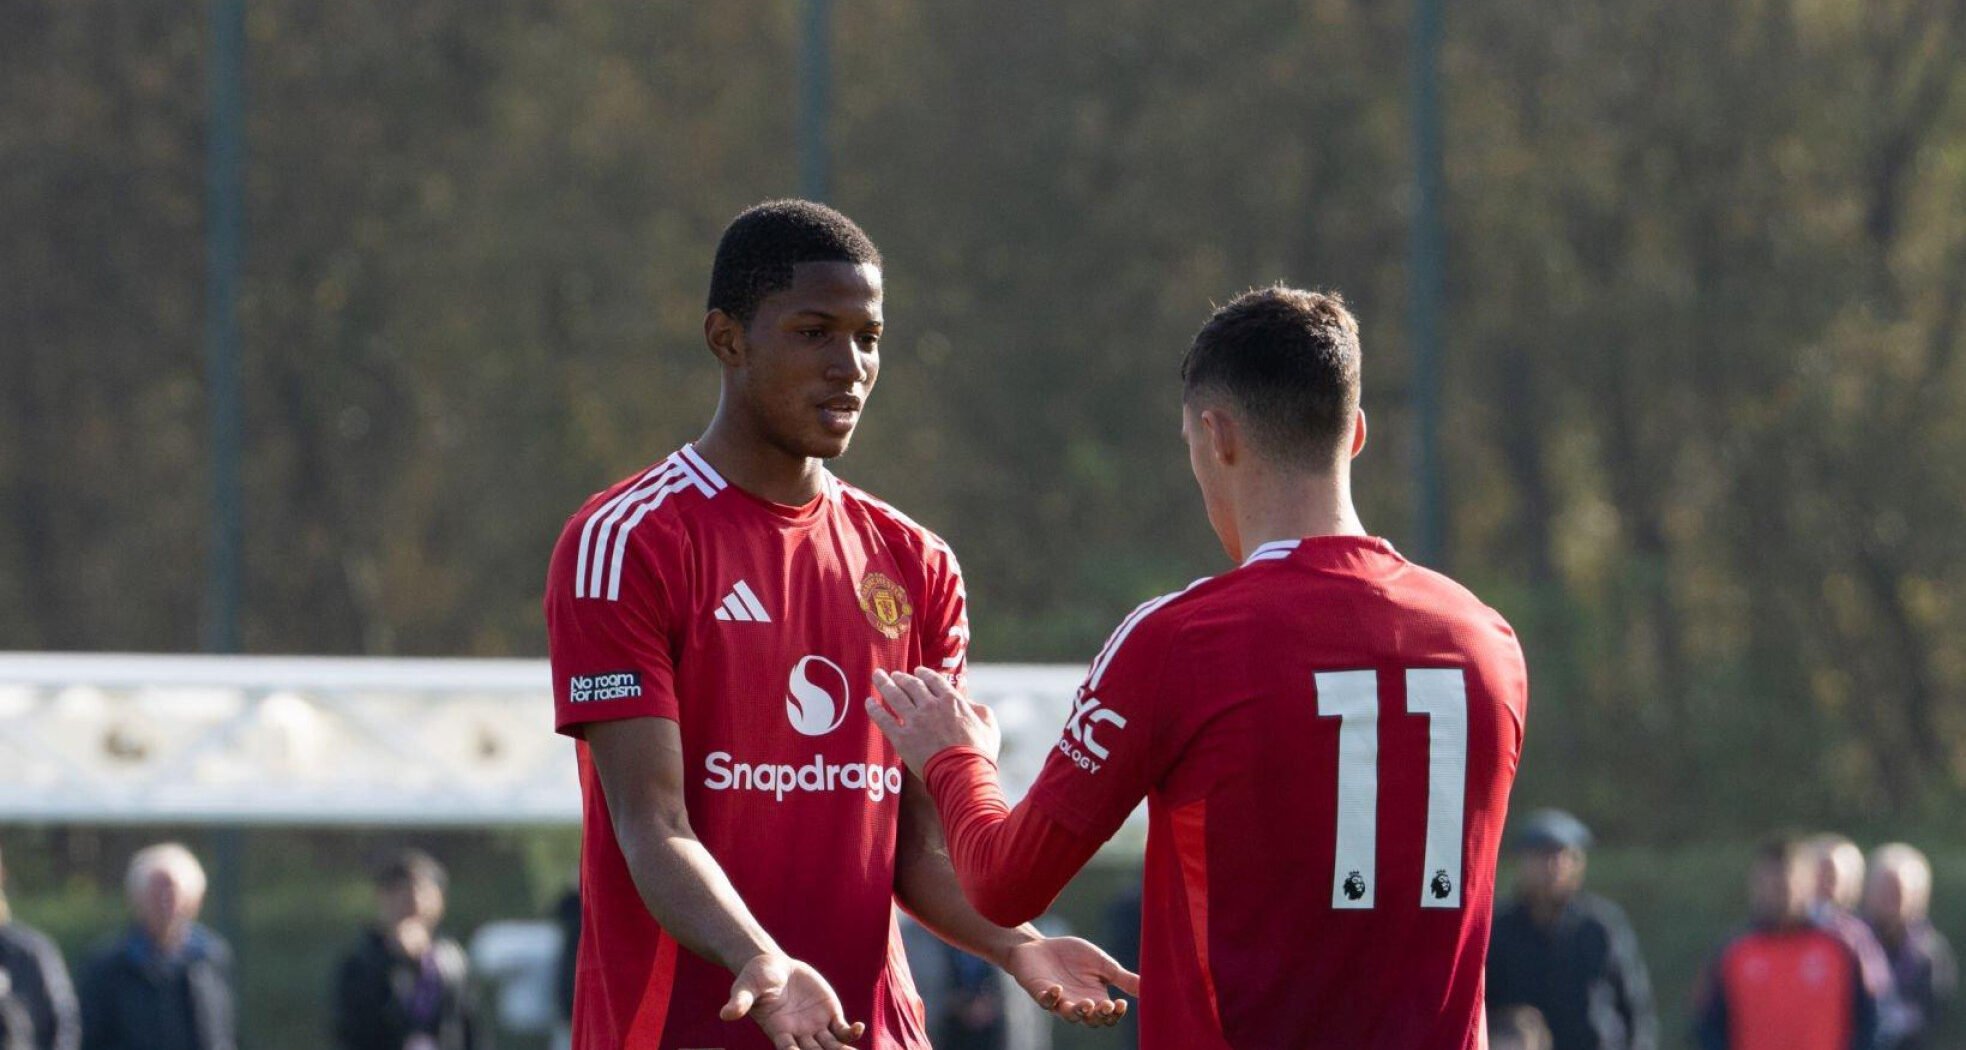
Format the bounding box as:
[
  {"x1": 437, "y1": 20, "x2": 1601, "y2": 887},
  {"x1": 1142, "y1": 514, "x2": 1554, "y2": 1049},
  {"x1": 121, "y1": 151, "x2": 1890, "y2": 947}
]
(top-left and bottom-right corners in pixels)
[
  {"x1": 1753, "y1": 834, "x2": 1808, "y2": 870},
  {"x1": 706, "y1": 200, "x2": 882, "y2": 324},
  {"x1": 373, "y1": 848, "x2": 448, "y2": 892},
  {"x1": 1180, "y1": 286, "x2": 1362, "y2": 467}
]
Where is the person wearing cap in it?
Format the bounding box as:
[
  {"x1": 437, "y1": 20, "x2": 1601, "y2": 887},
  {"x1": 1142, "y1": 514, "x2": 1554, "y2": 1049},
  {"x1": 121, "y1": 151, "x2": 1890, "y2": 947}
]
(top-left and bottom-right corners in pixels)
[
  {"x1": 1485, "y1": 809, "x2": 1657, "y2": 1050},
  {"x1": 331, "y1": 850, "x2": 483, "y2": 1050}
]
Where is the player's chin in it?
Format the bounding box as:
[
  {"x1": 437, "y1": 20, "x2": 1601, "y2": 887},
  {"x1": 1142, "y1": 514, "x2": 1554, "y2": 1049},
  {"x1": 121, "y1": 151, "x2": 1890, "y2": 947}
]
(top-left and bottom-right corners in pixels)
[{"x1": 799, "y1": 424, "x2": 856, "y2": 460}]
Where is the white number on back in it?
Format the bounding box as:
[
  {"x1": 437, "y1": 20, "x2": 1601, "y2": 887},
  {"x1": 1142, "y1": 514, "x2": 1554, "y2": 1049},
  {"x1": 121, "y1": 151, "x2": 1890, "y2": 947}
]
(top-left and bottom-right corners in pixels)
[{"x1": 1315, "y1": 669, "x2": 1469, "y2": 910}]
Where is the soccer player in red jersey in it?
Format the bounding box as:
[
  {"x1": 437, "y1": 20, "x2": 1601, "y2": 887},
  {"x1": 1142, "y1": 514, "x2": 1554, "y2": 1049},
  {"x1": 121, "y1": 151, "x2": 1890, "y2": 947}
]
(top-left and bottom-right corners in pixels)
[
  {"x1": 869, "y1": 286, "x2": 1531, "y2": 1049},
  {"x1": 545, "y1": 201, "x2": 1136, "y2": 1050}
]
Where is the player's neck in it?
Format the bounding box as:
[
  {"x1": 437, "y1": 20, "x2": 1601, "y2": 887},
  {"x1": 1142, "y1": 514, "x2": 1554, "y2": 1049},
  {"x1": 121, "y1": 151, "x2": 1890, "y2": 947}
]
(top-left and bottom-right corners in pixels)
[
  {"x1": 691, "y1": 426, "x2": 828, "y2": 506},
  {"x1": 1230, "y1": 465, "x2": 1366, "y2": 558}
]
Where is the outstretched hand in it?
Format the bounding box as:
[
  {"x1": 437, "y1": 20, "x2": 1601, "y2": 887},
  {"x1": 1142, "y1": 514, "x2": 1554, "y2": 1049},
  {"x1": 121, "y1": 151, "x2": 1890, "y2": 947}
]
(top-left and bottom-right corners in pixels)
[
  {"x1": 867, "y1": 667, "x2": 1001, "y2": 775},
  {"x1": 722, "y1": 953, "x2": 867, "y2": 1050},
  {"x1": 1003, "y1": 936, "x2": 1141, "y2": 1028}
]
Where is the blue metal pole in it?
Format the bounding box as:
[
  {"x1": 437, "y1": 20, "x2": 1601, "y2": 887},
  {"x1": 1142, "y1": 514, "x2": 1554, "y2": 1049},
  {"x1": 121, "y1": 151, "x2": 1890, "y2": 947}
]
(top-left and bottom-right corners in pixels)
[
  {"x1": 799, "y1": 0, "x2": 832, "y2": 201},
  {"x1": 1409, "y1": 0, "x2": 1446, "y2": 567},
  {"x1": 204, "y1": 0, "x2": 245, "y2": 655},
  {"x1": 203, "y1": 0, "x2": 248, "y2": 1026}
]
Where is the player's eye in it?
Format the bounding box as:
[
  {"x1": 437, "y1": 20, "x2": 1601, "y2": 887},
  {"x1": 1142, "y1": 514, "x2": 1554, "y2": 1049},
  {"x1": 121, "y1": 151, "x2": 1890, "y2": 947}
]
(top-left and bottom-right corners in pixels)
[
  {"x1": 858, "y1": 332, "x2": 881, "y2": 349},
  {"x1": 799, "y1": 328, "x2": 827, "y2": 341}
]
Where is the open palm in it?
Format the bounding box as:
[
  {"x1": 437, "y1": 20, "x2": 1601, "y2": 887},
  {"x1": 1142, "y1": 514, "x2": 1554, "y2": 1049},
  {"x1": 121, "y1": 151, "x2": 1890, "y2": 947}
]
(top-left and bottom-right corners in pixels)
[
  {"x1": 723, "y1": 953, "x2": 867, "y2": 1050},
  {"x1": 1003, "y1": 936, "x2": 1141, "y2": 1027}
]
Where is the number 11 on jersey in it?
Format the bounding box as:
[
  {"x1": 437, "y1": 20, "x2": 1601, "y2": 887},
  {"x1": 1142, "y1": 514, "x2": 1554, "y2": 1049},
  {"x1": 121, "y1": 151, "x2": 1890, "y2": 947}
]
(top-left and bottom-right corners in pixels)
[{"x1": 1316, "y1": 668, "x2": 1469, "y2": 911}]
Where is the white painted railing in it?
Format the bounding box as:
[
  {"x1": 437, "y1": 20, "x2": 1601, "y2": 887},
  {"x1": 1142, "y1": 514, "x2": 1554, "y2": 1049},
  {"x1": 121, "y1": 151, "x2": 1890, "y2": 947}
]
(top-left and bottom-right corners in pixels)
[{"x1": 0, "y1": 654, "x2": 1090, "y2": 828}]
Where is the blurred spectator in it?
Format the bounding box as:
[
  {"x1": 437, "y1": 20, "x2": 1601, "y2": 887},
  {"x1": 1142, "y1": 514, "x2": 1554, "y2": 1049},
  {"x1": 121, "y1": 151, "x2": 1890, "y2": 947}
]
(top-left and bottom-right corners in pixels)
[
  {"x1": 1862, "y1": 843, "x2": 1957, "y2": 1049},
  {"x1": 0, "y1": 986, "x2": 31, "y2": 1050},
  {"x1": 1104, "y1": 881, "x2": 1142, "y2": 1050},
  {"x1": 1485, "y1": 809, "x2": 1656, "y2": 1050},
  {"x1": 1806, "y1": 834, "x2": 1899, "y2": 1018},
  {"x1": 900, "y1": 918, "x2": 1006, "y2": 1050},
  {"x1": 1694, "y1": 835, "x2": 1876, "y2": 1050},
  {"x1": 899, "y1": 916, "x2": 1052, "y2": 1050},
  {"x1": 1490, "y1": 1005, "x2": 1556, "y2": 1050},
  {"x1": 332, "y1": 849, "x2": 483, "y2": 1050},
  {"x1": 549, "y1": 884, "x2": 578, "y2": 1050},
  {"x1": 553, "y1": 886, "x2": 578, "y2": 1028},
  {"x1": 0, "y1": 842, "x2": 80, "y2": 1050},
  {"x1": 78, "y1": 842, "x2": 235, "y2": 1050}
]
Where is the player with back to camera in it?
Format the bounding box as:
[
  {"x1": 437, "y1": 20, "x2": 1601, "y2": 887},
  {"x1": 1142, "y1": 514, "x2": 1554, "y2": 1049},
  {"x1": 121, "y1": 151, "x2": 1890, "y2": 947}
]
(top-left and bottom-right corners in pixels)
[
  {"x1": 870, "y1": 286, "x2": 1530, "y2": 1049},
  {"x1": 545, "y1": 200, "x2": 1136, "y2": 1050}
]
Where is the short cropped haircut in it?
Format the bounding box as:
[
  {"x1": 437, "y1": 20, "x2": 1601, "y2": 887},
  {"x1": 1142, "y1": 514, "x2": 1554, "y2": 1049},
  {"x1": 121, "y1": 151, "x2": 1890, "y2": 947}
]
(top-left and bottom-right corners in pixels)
[
  {"x1": 1753, "y1": 834, "x2": 1809, "y2": 871},
  {"x1": 1180, "y1": 286, "x2": 1362, "y2": 468},
  {"x1": 126, "y1": 842, "x2": 207, "y2": 904},
  {"x1": 373, "y1": 848, "x2": 449, "y2": 892},
  {"x1": 706, "y1": 200, "x2": 882, "y2": 324}
]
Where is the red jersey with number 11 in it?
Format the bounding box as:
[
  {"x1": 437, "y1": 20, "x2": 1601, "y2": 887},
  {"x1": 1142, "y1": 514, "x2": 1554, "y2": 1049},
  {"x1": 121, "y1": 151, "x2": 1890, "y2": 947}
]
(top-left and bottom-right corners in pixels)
[
  {"x1": 1026, "y1": 536, "x2": 1527, "y2": 1049},
  {"x1": 546, "y1": 445, "x2": 968, "y2": 1050}
]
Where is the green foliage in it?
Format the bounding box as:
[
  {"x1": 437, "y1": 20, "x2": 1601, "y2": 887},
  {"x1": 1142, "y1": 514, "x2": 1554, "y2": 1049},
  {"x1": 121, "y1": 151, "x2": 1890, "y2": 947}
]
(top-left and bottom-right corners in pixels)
[{"x1": 4, "y1": 0, "x2": 1966, "y2": 835}]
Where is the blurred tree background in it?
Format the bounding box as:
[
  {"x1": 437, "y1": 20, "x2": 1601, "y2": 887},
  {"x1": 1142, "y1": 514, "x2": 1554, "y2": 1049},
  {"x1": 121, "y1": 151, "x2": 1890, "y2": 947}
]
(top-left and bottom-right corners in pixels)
[{"x1": 5, "y1": 0, "x2": 1966, "y2": 1041}]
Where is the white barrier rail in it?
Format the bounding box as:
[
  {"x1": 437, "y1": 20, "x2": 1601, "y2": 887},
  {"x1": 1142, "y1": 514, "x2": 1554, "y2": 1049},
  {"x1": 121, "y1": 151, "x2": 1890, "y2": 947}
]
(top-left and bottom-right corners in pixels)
[{"x1": 0, "y1": 654, "x2": 1089, "y2": 828}]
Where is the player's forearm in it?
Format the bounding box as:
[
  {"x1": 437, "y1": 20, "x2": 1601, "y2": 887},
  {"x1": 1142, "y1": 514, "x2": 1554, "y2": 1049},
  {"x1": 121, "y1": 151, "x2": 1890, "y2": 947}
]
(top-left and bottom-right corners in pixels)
[
  {"x1": 894, "y1": 838, "x2": 1041, "y2": 966},
  {"x1": 922, "y1": 747, "x2": 1102, "y2": 927},
  {"x1": 617, "y1": 820, "x2": 783, "y2": 974}
]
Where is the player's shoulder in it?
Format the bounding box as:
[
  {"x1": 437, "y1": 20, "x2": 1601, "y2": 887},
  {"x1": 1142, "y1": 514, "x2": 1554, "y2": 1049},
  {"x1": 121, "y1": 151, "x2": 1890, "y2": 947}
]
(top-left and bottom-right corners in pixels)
[
  {"x1": 1571, "y1": 891, "x2": 1637, "y2": 932},
  {"x1": 833, "y1": 478, "x2": 959, "y2": 567},
  {"x1": 1364, "y1": 551, "x2": 1521, "y2": 649},
  {"x1": 558, "y1": 447, "x2": 725, "y2": 540},
  {"x1": 0, "y1": 918, "x2": 59, "y2": 957},
  {"x1": 1082, "y1": 574, "x2": 1222, "y2": 686},
  {"x1": 551, "y1": 446, "x2": 729, "y2": 599}
]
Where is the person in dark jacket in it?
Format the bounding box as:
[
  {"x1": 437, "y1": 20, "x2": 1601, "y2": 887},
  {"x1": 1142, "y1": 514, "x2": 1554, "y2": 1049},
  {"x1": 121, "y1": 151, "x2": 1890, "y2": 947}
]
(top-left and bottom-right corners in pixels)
[
  {"x1": 1806, "y1": 834, "x2": 1900, "y2": 1026},
  {"x1": 78, "y1": 842, "x2": 235, "y2": 1050},
  {"x1": 332, "y1": 849, "x2": 483, "y2": 1050},
  {"x1": 1486, "y1": 809, "x2": 1657, "y2": 1050},
  {"x1": 0, "y1": 841, "x2": 80, "y2": 1050},
  {"x1": 1863, "y1": 843, "x2": 1956, "y2": 1050}
]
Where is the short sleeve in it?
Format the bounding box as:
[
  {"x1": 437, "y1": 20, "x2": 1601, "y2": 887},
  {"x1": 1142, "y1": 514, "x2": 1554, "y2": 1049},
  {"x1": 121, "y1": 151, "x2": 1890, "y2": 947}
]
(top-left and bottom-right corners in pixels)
[
  {"x1": 1024, "y1": 602, "x2": 1176, "y2": 840},
  {"x1": 545, "y1": 512, "x2": 681, "y2": 735},
  {"x1": 919, "y1": 543, "x2": 971, "y2": 685}
]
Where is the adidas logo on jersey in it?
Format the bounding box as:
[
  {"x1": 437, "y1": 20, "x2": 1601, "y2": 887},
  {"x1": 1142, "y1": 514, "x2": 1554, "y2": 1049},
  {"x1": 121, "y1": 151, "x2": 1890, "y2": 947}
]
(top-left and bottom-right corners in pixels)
[{"x1": 712, "y1": 580, "x2": 771, "y2": 623}]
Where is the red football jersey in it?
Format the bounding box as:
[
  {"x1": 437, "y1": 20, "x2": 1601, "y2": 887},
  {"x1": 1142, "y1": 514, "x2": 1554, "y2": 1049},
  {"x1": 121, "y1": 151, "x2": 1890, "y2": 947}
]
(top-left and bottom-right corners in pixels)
[
  {"x1": 1708, "y1": 927, "x2": 1861, "y2": 1050},
  {"x1": 546, "y1": 444, "x2": 969, "y2": 1050},
  {"x1": 1025, "y1": 535, "x2": 1528, "y2": 1049}
]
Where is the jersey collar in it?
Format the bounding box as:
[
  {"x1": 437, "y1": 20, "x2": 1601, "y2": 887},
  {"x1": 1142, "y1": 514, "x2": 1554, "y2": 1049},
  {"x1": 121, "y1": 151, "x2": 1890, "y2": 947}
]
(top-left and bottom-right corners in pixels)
[{"x1": 1242, "y1": 539, "x2": 1302, "y2": 565}]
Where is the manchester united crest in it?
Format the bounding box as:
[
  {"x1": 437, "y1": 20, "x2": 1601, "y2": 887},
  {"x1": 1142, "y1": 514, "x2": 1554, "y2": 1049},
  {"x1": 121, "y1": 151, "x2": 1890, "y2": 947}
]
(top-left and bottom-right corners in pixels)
[{"x1": 857, "y1": 572, "x2": 913, "y2": 639}]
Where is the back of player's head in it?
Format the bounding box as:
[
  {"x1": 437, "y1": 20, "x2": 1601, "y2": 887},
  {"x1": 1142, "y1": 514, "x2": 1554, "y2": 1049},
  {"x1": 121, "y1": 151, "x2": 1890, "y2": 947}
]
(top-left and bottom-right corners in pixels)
[
  {"x1": 707, "y1": 200, "x2": 883, "y2": 325},
  {"x1": 1180, "y1": 285, "x2": 1361, "y2": 469}
]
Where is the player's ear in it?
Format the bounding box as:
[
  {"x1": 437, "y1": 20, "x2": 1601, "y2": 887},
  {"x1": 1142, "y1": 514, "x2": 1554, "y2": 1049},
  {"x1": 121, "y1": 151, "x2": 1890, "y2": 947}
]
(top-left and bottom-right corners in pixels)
[
  {"x1": 704, "y1": 309, "x2": 747, "y2": 367},
  {"x1": 1349, "y1": 408, "x2": 1368, "y2": 459},
  {"x1": 1200, "y1": 407, "x2": 1239, "y2": 468}
]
